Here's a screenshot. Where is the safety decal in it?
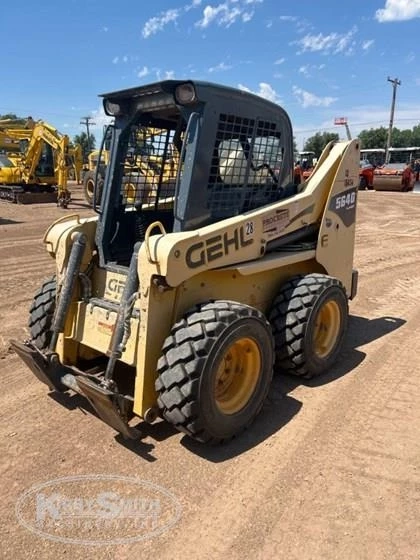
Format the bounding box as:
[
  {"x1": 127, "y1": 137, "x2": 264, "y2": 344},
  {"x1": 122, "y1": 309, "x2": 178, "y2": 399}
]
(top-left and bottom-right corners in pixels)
[{"x1": 262, "y1": 209, "x2": 289, "y2": 239}]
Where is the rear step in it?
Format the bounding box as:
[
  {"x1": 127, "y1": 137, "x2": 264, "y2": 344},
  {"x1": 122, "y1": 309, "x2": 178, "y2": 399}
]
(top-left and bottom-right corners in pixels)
[
  {"x1": 76, "y1": 376, "x2": 140, "y2": 440},
  {"x1": 11, "y1": 339, "x2": 67, "y2": 392},
  {"x1": 10, "y1": 339, "x2": 140, "y2": 440},
  {"x1": 89, "y1": 296, "x2": 140, "y2": 318}
]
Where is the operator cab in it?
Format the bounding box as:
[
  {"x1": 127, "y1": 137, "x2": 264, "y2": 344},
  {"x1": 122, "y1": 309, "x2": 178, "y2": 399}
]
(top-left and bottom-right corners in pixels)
[
  {"x1": 35, "y1": 144, "x2": 55, "y2": 178},
  {"x1": 96, "y1": 80, "x2": 295, "y2": 266}
]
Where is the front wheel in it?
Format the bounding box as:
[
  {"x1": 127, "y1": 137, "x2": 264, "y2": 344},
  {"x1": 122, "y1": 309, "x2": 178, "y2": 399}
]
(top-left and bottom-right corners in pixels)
[
  {"x1": 155, "y1": 301, "x2": 274, "y2": 443},
  {"x1": 269, "y1": 274, "x2": 348, "y2": 379}
]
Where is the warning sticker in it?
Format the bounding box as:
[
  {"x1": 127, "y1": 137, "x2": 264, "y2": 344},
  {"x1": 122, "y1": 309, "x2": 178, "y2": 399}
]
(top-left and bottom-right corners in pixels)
[
  {"x1": 262, "y1": 209, "x2": 290, "y2": 239},
  {"x1": 97, "y1": 320, "x2": 114, "y2": 336}
]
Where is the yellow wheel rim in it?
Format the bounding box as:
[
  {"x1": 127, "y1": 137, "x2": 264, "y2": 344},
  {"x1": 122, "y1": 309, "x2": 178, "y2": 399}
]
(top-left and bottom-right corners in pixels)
[
  {"x1": 313, "y1": 300, "x2": 341, "y2": 358},
  {"x1": 214, "y1": 337, "x2": 261, "y2": 415}
]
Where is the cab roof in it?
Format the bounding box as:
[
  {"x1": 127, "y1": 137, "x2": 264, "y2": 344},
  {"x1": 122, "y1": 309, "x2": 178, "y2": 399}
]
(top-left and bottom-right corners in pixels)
[{"x1": 100, "y1": 79, "x2": 286, "y2": 114}]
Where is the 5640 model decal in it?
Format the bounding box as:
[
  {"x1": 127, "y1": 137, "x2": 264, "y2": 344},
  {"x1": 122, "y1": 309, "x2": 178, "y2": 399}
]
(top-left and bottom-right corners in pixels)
[{"x1": 329, "y1": 187, "x2": 357, "y2": 227}]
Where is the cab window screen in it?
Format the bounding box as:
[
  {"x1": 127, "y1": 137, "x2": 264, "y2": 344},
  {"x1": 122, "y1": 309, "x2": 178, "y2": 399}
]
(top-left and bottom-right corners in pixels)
[
  {"x1": 121, "y1": 126, "x2": 180, "y2": 211},
  {"x1": 207, "y1": 113, "x2": 283, "y2": 219}
]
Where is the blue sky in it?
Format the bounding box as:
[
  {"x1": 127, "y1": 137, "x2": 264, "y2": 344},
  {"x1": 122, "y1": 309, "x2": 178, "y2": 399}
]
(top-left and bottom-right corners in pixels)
[{"x1": 3, "y1": 0, "x2": 420, "y2": 149}]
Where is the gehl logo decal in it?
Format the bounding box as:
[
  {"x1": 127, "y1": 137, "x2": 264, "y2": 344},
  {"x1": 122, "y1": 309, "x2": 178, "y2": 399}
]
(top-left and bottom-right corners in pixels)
[
  {"x1": 107, "y1": 278, "x2": 125, "y2": 295},
  {"x1": 186, "y1": 225, "x2": 253, "y2": 269}
]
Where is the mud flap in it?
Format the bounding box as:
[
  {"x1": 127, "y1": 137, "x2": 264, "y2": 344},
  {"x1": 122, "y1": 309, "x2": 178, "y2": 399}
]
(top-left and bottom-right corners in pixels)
[
  {"x1": 10, "y1": 339, "x2": 67, "y2": 391},
  {"x1": 76, "y1": 376, "x2": 141, "y2": 440}
]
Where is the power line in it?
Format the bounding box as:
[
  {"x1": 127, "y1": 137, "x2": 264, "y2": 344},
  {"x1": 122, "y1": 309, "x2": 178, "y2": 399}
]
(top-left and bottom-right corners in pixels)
[
  {"x1": 385, "y1": 77, "x2": 401, "y2": 163},
  {"x1": 295, "y1": 116, "x2": 420, "y2": 136}
]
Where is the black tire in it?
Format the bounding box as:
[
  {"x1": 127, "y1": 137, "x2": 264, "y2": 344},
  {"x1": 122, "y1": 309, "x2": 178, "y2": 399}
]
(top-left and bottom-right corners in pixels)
[
  {"x1": 155, "y1": 301, "x2": 274, "y2": 443},
  {"x1": 359, "y1": 176, "x2": 367, "y2": 190},
  {"x1": 83, "y1": 171, "x2": 103, "y2": 206},
  {"x1": 28, "y1": 276, "x2": 56, "y2": 350},
  {"x1": 269, "y1": 274, "x2": 348, "y2": 379}
]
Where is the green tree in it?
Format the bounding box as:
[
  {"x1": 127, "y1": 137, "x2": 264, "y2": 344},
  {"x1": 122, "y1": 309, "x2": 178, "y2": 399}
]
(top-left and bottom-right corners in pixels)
[
  {"x1": 410, "y1": 124, "x2": 420, "y2": 146},
  {"x1": 73, "y1": 132, "x2": 96, "y2": 161},
  {"x1": 0, "y1": 113, "x2": 19, "y2": 120},
  {"x1": 0, "y1": 113, "x2": 31, "y2": 126},
  {"x1": 358, "y1": 126, "x2": 389, "y2": 149},
  {"x1": 303, "y1": 132, "x2": 339, "y2": 158},
  {"x1": 390, "y1": 127, "x2": 412, "y2": 148},
  {"x1": 358, "y1": 124, "x2": 420, "y2": 149}
]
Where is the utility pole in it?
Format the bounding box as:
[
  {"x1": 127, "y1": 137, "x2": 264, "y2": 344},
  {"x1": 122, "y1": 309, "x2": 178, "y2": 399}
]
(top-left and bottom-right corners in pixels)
[
  {"x1": 385, "y1": 77, "x2": 401, "y2": 163},
  {"x1": 80, "y1": 116, "x2": 95, "y2": 152}
]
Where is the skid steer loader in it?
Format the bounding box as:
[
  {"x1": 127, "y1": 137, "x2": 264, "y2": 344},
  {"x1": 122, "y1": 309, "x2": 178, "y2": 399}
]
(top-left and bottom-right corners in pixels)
[{"x1": 11, "y1": 80, "x2": 359, "y2": 444}]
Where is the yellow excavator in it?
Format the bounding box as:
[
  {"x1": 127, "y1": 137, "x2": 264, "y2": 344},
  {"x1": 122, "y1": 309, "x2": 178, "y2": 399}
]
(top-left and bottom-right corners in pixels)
[
  {"x1": 0, "y1": 117, "x2": 35, "y2": 155},
  {"x1": 0, "y1": 131, "x2": 22, "y2": 155},
  {"x1": 0, "y1": 120, "x2": 82, "y2": 206},
  {"x1": 67, "y1": 143, "x2": 83, "y2": 184},
  {"x1": 82, "y1": 127, "x2": 176, "y2": 205}
]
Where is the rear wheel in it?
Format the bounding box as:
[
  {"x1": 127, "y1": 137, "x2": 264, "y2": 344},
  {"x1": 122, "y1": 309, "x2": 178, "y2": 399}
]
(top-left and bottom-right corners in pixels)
[
  {"x1": 269, "y1": 274, "x2": 348, "y2": 379},
  {"x1": 83, "y1": 171, "x2": 103, "y2": 206},
  {"x1": 155, "y1": 301, "x2": 274, "y2": 443},
  {"x1": 28, "y1": 276, "x2": 56, "y2": 350}
]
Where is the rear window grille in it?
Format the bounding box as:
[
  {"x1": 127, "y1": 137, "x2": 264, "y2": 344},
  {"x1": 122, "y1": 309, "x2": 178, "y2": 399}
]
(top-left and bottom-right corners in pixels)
[{"x1": 208, "y1": 113, "x2": 283, "y2": 218}]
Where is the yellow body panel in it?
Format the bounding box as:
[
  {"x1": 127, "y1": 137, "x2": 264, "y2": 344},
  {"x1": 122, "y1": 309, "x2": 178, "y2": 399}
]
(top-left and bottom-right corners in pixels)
[
  {"x1": 140, "y1": 140, "x2": 357, "y2": 290},
  {"x1": 70, "y1": 303, "x2": 139, "y2": 366},
  {"x1": 0, "y1": 165, "x2": 22, "y2": 184}
]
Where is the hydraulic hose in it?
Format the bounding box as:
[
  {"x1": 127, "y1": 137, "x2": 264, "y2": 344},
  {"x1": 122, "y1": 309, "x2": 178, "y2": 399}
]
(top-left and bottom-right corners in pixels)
[
  {"x1": 48, "y1": 232, "x2": 87, "y2": 352},
  {"x1": 103, "y1": 242, "x2": 141, "y2": 387}
]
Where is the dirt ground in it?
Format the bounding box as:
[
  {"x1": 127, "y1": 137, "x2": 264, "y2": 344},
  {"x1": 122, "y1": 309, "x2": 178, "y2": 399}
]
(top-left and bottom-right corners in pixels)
[{"x1": 1, "y1": 182, "x2": 420, "y2": 559}]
